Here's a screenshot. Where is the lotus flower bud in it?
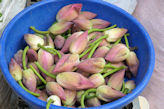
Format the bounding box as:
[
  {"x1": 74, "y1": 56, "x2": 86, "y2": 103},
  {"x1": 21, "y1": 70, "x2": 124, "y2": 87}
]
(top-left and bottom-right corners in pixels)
[
  {"x1": 77, "y1": 58, "x2": 106, "y2": 74},
  {"x1": 27, "y1": 48, "x2": 38, "y2": 62},
  {"x1": 35, "y1": 89, "x2": 48, "y2": 101},
  {"x1": 78, "y1": 11, "x2": 97, "y2": 20},
  {"x1": 107, "y1": 69, "x2": 125, "y2": 91},
  {"x1": 56, "y1": 72, "x2": 94, "y2": 90},
  {"x1": 91, "y1": 19, "x2": 110, "y2": 29},
  {"x1": 24, "y1": 34, "x2": 44, "y2": 50},
  {"x1": 14, "y1": 50, "x2": 27, "y2": 68},
  {"x1": 46, "y1": 82, "x2": 66, "y2": 100},
  {"x1": 49, "y1": 21, "x2": 73, "y2": 35},
  {"x1": 56, "y1": 4, "x2": 82, "y2": 22},
  {"x1": 104, "y1": 28, "x2": 128, "y2": 42},
  {"x1": 105, "y1": 44, "x2": 130, "y2": 62},
  {"x1": 93, "y1": 46, "x2": 110, "y2": 58},
  {"x1": 54, "y1": 35, "x2": 65, "y2": 49},
  {"x1": 96, "y1": 85, "x2": 125, "y2": 102},
  {"x1": 73, "y1": 19, "x2": 92, "y2": 30},
  {"x1": 28, "y1": 62, "x2": 42, "y2": 85},
  {"x1": 61, "y1": 31, "x2": 83, "y2": 53},
  {"x1": 38, "y1": 48, "x2": 54, "y2": 71},
  {"x1": 53, "y1": 54, "x2": 79, "y2": 74},
  {"x1": 86, "y1": 96, "x2": 101, "y2": 107},
  {"x1": 125, "y1": 80, "x2": 136, "y2": 92},
  {"x1": 22, "y1": 69, "x2": 37, "y2": 92},
  {"x1": 54, "y1": 51, "x2": 64, "y2": 63},
  {"x1": 70, "y1": 31, "x2": 88, "y2": 54},
  {"x1": 76, "y1": 90, "x2": 84, "y2": 102},
  {"x1": 89, "y1": 73, "x2": 105, "y2": 88},
  {"x1": 62, "y1": 90, "x2": 76, "y2": 106},
  {"x1": 9, "y1": 58, "x2": 22, "y2": 81},
  {"x1": 71, "y1": 24, "x2": 81, "y2": 33},
  {"x1": 126, "y1": 51, "x2": 139, "y2": 77},
  {"x1": 99, "y1": 39, "x2": 109, "y2": 47},
  {"x1": 44, "y1": 35, "x2": 54, "y2": 48},
  {"x1": 47, "y1": 95, "x2": 61, "y2": 106}
]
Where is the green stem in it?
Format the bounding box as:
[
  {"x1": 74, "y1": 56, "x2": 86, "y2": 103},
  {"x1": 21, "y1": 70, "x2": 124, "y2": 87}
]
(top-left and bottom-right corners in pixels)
[
  {"x1": 85, "y1": 94, "x2": 97, "y2": 100},
  {"x1": 47, "y1": 48, "x2": 61, "y2": 59},
  {"x1": 89, "y1": 35, "x2": 108, "y2": 47},
  {"x1": 124, "y1": 33, "x2": 130, "y2": 48},
  {"x1": 30, "y1": 26, "x2": 49, "y2": 35},
  {"x1": 37, "y1": 85, "x2": 45, "y2": 90},
  {"x1": 79, "y1": 46, "x2": 94, "y2": 58},
  {"x1": 80, "y1": 89, "x2": 97, "y2": 108},
  {"x1": 18, "y1": 80, "x2": 40, "y2": 97},
  {"x1": 88, "y1": 40, "x2": 102, "y2": 58},
  {"x1": 38, "y1": 44, "x2": 57, "y2": 55},
  {"x1": 89, "y1": 35, "x2": 97, "y2": 41},
  {"x1": 29, "y1": 65, "x2": 47, "y2": 85},
  {"x1": 35, "y1": 33, "x2": 44, "y2": 38},
  {"x1": 114, "y1": 38, "x2": 122, "y2": 45},
  {"x1": 99, "y1": 69, "x2": 107, "y2": 74},
  {"x1": 104, "y1": 64, "x2": 118, "y2": 69},
  {"x1": 22, "y1": 46, "x2": 29, "y2": 70},
  {"x1": 35, "y1": 62, "x2": 56, "y2": 79},
  {"x1": 88, "y1": 24, "x2": 117, "y2": 34},
  {"x1": 0, "y1": 12, "x2": 2, "y2": 17},
  {"x1": 121, "y1": 81, "x2": 125, "y2": 93},
  {"x1": 46, "y1": 99, "x2": 54, "y2": 109},
  {"x1": 123, "y1": 88, "x2": 129, "y2": 94},
  {"x1": 103, "y1": 66, "x2": 126, "y2": 78}
]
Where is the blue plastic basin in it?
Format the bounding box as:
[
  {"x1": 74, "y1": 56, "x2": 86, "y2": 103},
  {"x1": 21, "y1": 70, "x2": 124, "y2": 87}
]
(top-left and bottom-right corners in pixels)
[{"x1": 0, "y1": 0, "x2": 155, "y2": 109}]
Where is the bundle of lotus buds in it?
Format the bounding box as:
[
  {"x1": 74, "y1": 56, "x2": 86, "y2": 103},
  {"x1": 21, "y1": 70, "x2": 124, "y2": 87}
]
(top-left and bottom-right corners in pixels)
[{"x1": 9, "y1": 4, "x2": 139, "y2": 108}]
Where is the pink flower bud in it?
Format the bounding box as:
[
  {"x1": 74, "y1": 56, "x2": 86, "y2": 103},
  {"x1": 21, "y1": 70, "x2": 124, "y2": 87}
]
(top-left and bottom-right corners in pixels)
[
  {"x1": 56, "y1": 4, "x2": 82, "y2": 22},
  {"x1": 107, "y1": 69, "x2": 125, "y2": 91},
  {"x1": 14, "y1": 50, "x2": 27, "y2": 68},
  {"x1": 96, "y1": 85, "x2": 125, "y2": 102},
  {"x1": 104, "y1": 28, "x2": 128, "y2": 42},
  {"x1": 89, "y1": 73, "x2": 105, "y2": 88},
  {"x1": 93, "y1": 46, "x2": 110, "y2": 58},
  {"x1": 125, "y1": 80, "x2": 136, "y2": 91},
  {"x1": 62, "y1": 89, "x2": 76, "y2": 106},
  {"x1": 53, "y1": 54, "x2": 79, "y2": 74},
  {"x1": 44, "y1": 35, "x2": 54, "y2": 48},
  {"x1": 86, "y1": 96, "x2": 101, "y2": 107},
  {"x1": 9, "y1": 58, "x2": 22, "y2": 81},
  {"x1": 38, "y1": 48, "x2": 54, "y2": 71},
  {"x1": 27, "y1": 48, "x2": 38, "y2": 62},
  {"x1": 49, "y1": 21, "x2": 73, "y2": 35},
  {"x1": 46, "y1": 82, "x2": 66, "y2": 100},
  {"x1": 105, "y1": 44, "x2": 130, "y2": 62},
  {"x1": 61, "y1": 31, "x2": 83, "y2": 53},
  {"x1": 77, "y1": 58, "x2": 106, "y2": 74},
  {"x1": 78, "y1": 11, "x2": 97, "y2": 20},
  {"x1": 73, "y1": 19, "x2": 92, "y2": 30},
  {"x1": 22, "y1": 69, "x2": 37, "y2": 92},
  {"x1": 54, "y1": 35, "x2": 65, "y2": 49},
  {"x1": 35, "y1": 89, "x2": 48, "y2": 101},
  {"x1": 56, "y1": 72, "x2": 94, "y2": 90},
  {"x1": 126, "y1": 51, "x2": 139, "y2": 77},
  {"x1": 24, "y1": 34, "x2": 44, "y2": 50},
  {"x1": 28, "y1": 62, "x2": 42, "y2": 85},
  {"x1": 70, "y1": 31, "x2": 88, "y2": 54},
  {"x1": 91, "y1": 19, "x2": 111, "y2": 29}
]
